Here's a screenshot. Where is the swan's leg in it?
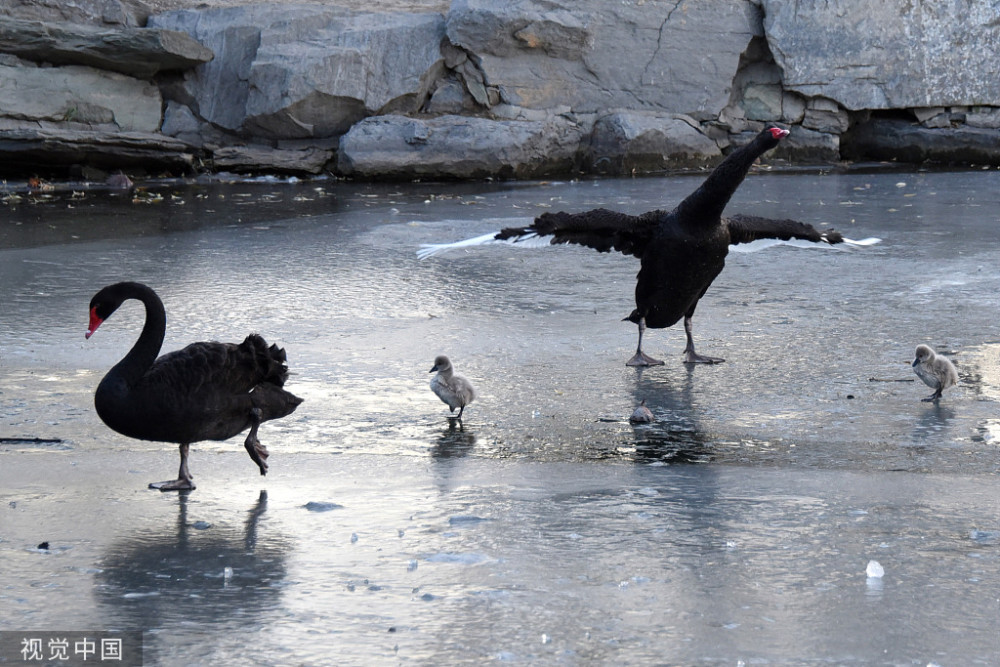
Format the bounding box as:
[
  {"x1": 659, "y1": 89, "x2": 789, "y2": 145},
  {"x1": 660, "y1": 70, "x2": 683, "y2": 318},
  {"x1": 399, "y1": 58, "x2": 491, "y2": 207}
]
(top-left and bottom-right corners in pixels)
[
  {"x1": 626, "y1": 317, "x2": 664, "y2": 367},
  {"x1": 455, "y1": 405, "x2": 465, "y2": 420},
  {"x1": 149, "y1": 442, "x2": 196, "y2": 491},
  {"x1": 244, "y1": 407, "x2": 270, "y2": 476},
  {"x1": 682, "y1": 312, "x2": 724, "y2": 364}
]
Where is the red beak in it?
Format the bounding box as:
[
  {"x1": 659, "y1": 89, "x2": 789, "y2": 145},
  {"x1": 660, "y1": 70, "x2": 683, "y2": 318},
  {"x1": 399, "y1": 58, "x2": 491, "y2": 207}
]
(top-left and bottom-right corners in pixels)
[
  {"x1": 86, "y1": 307, "x2": 103, "y2": 339},
  {"x1": 769, "y1": 127, "x2": 790, "y2": 140}
]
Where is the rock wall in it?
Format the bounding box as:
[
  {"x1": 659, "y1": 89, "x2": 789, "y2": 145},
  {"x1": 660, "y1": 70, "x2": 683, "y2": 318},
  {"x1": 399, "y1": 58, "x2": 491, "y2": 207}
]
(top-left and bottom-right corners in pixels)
[
  {"x1": 150, "y1": 6, "x2": 445, "y2": 138},
  {"x1": 444, "y1": 0, "x2": 758, "y2": 118},
  {"x1": 763, "y1": 0, "x2": 1000, "y2": 110},
  {"x1": 1, "y1": 0, "x2": 999, "y2": 180}
]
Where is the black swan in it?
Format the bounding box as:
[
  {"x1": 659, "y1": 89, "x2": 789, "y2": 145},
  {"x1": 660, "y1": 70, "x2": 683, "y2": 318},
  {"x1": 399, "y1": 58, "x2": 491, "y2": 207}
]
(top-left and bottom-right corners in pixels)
[
  {"x1": 429, "y1": 355, "x2": 476, "y2": 419},
  {"x1": 86, "y1": 282, "x2": 303, "y2": 490},
  {"x1": 419, "y1": 126, "x2": 878, "y2": 366},
  {"x1": 912, "y1": 344, "x2": 958, "y2": 402}
]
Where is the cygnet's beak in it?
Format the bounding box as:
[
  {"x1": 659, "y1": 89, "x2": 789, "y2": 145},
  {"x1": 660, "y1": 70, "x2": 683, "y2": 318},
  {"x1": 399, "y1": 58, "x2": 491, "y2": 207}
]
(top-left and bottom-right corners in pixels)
[{"x1": 911, "y1": 358, "x2": 919, "y2": 367}]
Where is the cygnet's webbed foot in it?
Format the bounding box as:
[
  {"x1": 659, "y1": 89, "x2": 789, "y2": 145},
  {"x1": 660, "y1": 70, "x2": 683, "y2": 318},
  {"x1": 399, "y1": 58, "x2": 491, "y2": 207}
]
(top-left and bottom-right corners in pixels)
[
  {"x1": 149, "y1": 478, "x2": 195, "y2": 492},
  {"x1": 683, "y1": 350, "x2": 725, "y2": 364},
  {"x1": 921, "y1": 389, "x2": 943, "y2": 402},
  {"x1": 626, "y1": 351, "x2": 665, "y2": 367}
]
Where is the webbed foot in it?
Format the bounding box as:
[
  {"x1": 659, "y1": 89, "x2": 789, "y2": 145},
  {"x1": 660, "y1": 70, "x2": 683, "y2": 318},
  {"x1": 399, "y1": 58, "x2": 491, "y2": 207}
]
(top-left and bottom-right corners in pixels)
[
  {"x1": 626, "y1": 351, "x2": 665, "y2": 367},
  {"x1": 149, "y1": 478, "x2": 196, "y2": 491},
  {"x1": 683, "y1": 351, "x2": 725, "y2": 364},
  {"x1": 245, "y1": 435, "x2": 269, "y2": 476},
  {"x1": 153, "y1": 442, "x2": 195, "y2": 491},
  {"x1": 244, "y1": 407, "x2": 269, "y2": 476}
]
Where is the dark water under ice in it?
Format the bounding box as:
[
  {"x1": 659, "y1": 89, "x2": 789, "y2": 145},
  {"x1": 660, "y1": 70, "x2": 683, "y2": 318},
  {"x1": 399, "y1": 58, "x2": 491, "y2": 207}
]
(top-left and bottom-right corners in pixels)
[{"x1": 1, "y1": 169, "x2": 999, "y2": 665}]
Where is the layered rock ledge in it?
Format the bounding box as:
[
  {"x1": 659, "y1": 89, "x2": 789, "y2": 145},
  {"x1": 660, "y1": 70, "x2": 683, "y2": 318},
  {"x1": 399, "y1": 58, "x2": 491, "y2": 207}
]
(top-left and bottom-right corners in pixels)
[{"x1": 1, "y1": 0, "x2": 998, "y2": 181}]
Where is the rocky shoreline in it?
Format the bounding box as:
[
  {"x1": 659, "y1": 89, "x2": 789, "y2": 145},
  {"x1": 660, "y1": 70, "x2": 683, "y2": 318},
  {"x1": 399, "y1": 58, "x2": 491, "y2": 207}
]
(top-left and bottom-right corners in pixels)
[{"x1": 2, "y1": 0, "x2": 999, "y2": 182}]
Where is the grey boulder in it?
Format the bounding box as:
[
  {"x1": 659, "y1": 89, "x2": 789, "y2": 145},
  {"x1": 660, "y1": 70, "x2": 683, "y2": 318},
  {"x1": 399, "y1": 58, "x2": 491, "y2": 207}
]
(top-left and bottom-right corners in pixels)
[{"x1": 337, "y1": 114, "x2": 585, "y2": 179}]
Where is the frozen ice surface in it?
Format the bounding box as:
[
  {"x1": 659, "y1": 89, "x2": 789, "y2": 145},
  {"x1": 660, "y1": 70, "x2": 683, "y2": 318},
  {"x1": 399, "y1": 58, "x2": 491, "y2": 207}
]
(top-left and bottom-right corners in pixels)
[
  {"x1": 866, "y1": 560, "x2": 885, "y2": 578},
  {"x1": 4, "y1": 171, "x2": 1000, "y2": 666}
]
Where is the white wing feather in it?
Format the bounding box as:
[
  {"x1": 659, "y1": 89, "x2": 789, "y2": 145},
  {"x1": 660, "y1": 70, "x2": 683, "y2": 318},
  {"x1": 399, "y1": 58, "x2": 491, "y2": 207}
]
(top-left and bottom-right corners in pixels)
[
  {"x1": 729, "y1": 236, "x2": 881, "y2": 254},
  {"x1": 417, "y1": 229, "x2": 555, "y2": 260}
]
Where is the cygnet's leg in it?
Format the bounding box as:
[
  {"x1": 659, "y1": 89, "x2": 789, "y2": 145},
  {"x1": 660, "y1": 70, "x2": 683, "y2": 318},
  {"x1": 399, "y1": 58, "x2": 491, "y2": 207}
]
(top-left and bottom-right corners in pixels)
[
  {"x1": 922, "y1": 385, "x2": 944, "y2": 402},
  {"x1": 150, "y1": 442, "x2": 196, "y2": 491},
  {"x1": 682, "y1": 311, "x2": 724, "y2": 364},
  {"x1": 626, "y1": 317, "x2": 665, "y2": 367},
  {"x1": 244, "y1": 407, "x2": 270, "y2": 476},
  {"x1": 454, "y1": 405, "x2": 466, "y2": 420}
]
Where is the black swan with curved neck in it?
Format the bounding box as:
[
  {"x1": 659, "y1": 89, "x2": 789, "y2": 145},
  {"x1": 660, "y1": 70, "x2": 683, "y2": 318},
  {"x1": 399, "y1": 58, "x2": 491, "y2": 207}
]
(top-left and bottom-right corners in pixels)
[
  {"x1": 419, "y1": 126, "x2": 878, "y2": 366},
  {"x1": 86, "y1": 282, "x2": 303, "y2": 491}
]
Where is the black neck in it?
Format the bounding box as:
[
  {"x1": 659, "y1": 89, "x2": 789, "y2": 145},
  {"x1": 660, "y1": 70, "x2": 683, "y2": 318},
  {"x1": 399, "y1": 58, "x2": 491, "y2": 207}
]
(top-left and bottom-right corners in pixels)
[
  {"x1": 108, "y1": 283, "x2": 166, "y2": 387},
  {"x1": 673, "y1": 131, "x2": 778, "y2": 224}
]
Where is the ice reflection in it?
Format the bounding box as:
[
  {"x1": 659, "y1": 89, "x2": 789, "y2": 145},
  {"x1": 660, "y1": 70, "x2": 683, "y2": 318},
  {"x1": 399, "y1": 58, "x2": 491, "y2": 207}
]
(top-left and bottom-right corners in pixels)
[
  {"x1": 908, "y1": 402, "x2": 956, "y2": 445},
  {"x1": 95, "y1": 490, "x2": 289, "y2": 657},
  {"x1": 430, "y1": 421, "x2": 477, "y2": 459},
  {"x1": 627, "y1": 366, "x2": 714, "y2": 463}
]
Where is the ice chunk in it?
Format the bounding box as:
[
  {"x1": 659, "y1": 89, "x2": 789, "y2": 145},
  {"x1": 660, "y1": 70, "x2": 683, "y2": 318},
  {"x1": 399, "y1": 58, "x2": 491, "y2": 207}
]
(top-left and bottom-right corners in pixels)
[
  {"x1": 448, "y1": 515, "x2": 490, "y2": 526},
  {"x1": 969, "y1": 529, "x2": 1000, "y2": 544},
  {"x1": 865, "y1": 560, "x2": 884, "y2": 578},
  {"x1": 304, "y1": 501, "x2": 343, "y2": 512},
  {"x1": 426, "y1": 552, "x2": 488, "y2": 565}
]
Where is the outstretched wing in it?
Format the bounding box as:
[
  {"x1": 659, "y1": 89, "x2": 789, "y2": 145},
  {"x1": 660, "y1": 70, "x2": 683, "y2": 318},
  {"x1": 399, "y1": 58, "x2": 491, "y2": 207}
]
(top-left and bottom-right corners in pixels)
[
  {"x1": 725, "y1": 214, "x2": 843, "y2": 245},
  {"x1": 417, "y1": 207, "x2": 663, "y2": 259},
  {"x1": 496, "y1": 207, "x2": 663, "y2": 258},
  {"x1": 725, "y1": 214, "x2": 881, "y2": 253}
]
